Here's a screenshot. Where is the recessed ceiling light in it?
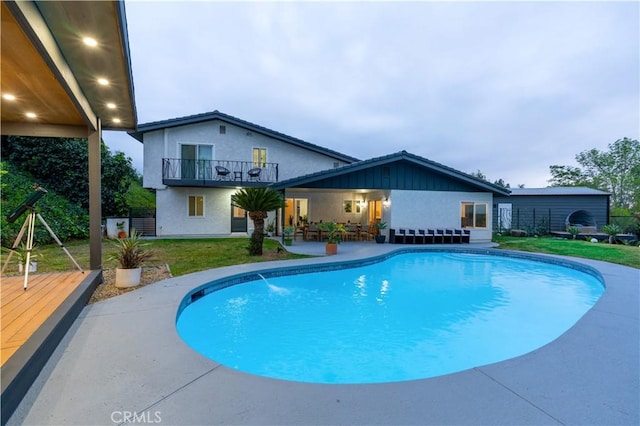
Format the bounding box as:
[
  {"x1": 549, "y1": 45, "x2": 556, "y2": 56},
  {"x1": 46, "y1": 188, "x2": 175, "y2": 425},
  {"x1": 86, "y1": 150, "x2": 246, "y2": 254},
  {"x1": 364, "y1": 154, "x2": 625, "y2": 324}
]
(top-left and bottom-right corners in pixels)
[
  {"x1": 83, "y1": 37, "x2": 98, "y2": 47},
  {"x1": 112, "y1": 118, "x2": 121, "y2": 124},
  {"x1": 106, "y1": 102, "x2": 116, "y2": 109},
  {"x1": 26, "y1": 112, "x2": 37, "y2": 119},
  {"x1": 97, "y1": 78, "x2": 109, "y2": 86},
  {"x1": 2, "y1": 93, "x2": 16, "y2": 101}
]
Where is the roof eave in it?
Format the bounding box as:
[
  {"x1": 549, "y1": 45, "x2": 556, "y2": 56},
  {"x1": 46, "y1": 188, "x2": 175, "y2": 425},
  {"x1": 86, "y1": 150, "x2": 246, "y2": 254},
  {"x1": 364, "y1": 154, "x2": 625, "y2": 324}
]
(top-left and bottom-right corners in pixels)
[{"x1": 129, "y1": 110, "x2": 359, "y2": 162}]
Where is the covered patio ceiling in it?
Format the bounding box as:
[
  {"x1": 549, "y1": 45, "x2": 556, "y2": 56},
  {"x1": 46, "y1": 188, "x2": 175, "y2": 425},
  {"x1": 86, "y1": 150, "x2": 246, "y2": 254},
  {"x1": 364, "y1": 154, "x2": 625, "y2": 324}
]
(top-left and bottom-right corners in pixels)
[
  {"x1": 1, "y1": 0, "x2": 136, "y2": 137},
  {"x1": 1, "y1": 3, "x2": 138, "y2": 420},
  {"x1": 1, "y1": 0, "x2": 138, "y2": 270}
]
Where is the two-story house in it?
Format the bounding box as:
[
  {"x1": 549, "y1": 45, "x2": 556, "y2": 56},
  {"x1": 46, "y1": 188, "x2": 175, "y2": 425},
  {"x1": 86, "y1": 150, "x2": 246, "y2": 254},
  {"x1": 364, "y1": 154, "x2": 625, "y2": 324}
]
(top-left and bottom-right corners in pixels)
[
  {"x1": 130, "y1": 110, "x2": 515, "y2": 243},
  {"x1": 128, "y1": 110, "x2": 358, "y2": 236}
]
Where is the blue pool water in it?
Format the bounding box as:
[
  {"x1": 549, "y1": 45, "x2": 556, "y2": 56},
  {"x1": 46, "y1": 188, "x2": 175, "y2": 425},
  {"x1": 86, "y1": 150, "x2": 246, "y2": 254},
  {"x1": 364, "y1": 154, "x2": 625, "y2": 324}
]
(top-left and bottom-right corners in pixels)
[{"x1": 176, "y1": 252, "x2": 604, "y2": 384}]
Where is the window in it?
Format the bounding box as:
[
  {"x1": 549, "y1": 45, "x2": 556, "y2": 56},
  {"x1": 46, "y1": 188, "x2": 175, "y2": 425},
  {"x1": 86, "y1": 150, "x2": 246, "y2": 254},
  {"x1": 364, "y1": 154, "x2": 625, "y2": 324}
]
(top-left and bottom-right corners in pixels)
[
  {"x1": 461, "y1": 202, "x2": 487, "y2": 228},
  {"x1": 188, "y1": 195, "x2": 204, "y2": 217},
  {"x1": 219, "y1": 125, "x2": 226, "y2": 134},
  {"x1": 253, "y1": 147, "x2": 267, "y2": 167}
]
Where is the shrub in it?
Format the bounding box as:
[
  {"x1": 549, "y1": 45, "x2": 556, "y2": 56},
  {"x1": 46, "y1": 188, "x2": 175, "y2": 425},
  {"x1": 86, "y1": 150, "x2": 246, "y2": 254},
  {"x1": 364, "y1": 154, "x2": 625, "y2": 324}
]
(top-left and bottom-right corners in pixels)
[
  {"x1": 1, "y1": 162, "x2": 89, "y2": 246},
  {"x1": 601, "y1": 223, "x2": 622, "y2": 244},
  {"x1": 566, "y1": 226, "x2": 581, "y2": 239}
]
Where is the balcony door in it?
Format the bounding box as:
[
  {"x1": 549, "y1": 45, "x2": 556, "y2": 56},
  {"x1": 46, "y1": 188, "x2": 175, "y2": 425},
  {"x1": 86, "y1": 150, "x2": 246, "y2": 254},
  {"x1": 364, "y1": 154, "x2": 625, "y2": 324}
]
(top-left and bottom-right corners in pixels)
[{"x1": 181, "y1": 144, "x2": 213, "y2": 179}]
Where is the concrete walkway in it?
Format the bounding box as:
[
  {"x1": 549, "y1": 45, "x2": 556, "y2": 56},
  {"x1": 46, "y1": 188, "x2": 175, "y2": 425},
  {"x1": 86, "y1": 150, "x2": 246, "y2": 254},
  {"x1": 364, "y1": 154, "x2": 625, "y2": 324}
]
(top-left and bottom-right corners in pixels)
[{"x1": 9, "y1": 242, "x2": 639, "y2": 425}]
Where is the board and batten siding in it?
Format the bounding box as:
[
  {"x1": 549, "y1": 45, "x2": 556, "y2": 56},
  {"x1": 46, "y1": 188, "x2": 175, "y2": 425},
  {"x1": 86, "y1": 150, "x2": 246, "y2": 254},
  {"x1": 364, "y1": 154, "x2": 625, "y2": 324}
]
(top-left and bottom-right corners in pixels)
[
  {"x1": 493, "y1": 194, "x2": 609, "y2": 232},
  {"x1": 302, "y1": 161, "x2": 486, "y2": 192}
]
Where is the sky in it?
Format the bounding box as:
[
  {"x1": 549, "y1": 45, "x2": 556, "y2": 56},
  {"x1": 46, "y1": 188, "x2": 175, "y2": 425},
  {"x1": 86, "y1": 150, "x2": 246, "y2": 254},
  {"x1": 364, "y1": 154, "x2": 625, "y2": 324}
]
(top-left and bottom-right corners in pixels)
[{"x1": 103, "y1": 0, "x2": 640, "y2": 188}]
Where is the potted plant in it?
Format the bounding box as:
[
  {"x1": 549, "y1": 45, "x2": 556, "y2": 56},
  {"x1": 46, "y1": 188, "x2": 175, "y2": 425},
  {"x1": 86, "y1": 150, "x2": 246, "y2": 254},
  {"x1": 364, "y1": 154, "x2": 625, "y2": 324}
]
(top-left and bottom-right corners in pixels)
[
  {"x1": 283, "y1": 226, "x2": 295, "y2": 246},
  {"x1": 110, "y1": 230, "x2": 153, "y2": 288},
  {"x1": 266, "y1": 219, "x2": 275, "y2": 237},
  {"x1": 318, "y1": 221, "x2": 347, "y2": 255},
  {"x1": 116, "y1": 220, "x2": 127, "y2": 238},
  {"x1": 14, "y1": 242, "x2": 40, "y2": 273},
  {"x1": 375, "y1": 221, "x2": 387, "y2": 244}
]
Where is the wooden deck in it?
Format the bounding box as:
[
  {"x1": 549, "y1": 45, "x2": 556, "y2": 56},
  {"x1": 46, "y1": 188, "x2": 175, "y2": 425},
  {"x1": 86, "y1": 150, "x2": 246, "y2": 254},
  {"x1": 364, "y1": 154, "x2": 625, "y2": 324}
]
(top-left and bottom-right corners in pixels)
[{"x1": 1, "y1": 271, "x2": 87, "y2": 366}]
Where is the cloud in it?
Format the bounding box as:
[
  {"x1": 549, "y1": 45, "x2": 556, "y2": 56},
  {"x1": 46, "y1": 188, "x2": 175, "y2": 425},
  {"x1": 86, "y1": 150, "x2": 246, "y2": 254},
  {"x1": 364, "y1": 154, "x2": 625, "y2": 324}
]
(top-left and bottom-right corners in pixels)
[{"x1": 103, "y1": 0, "x2": 639, "y2": 189}]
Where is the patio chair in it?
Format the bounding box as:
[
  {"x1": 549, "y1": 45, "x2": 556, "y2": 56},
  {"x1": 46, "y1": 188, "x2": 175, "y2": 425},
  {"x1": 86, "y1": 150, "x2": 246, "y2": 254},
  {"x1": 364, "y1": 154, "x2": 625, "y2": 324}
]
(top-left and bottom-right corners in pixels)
[
  {"x1": 424, "y1": 228, "x2": 435, "y2": 244},
  {"x1": 462, "y1": 229, "x2": 471, "y2": 243},
  {"x1": 406, "y1": 229, "x2": 416, "y2": 244},
  {"x1": 416, "y1": 229, "x2": 426, "y2": 244},
  {"x1": 432, "y1": 228, "x2": 445, "y2": 244},
  {"x1": 294, "y1": 226, "x2": 305, "y2": 240},
  {"x1": 306, "y1": 223, "x2": 319, "y2": 240},
  {"x1": 247, "y1": 168, "x2": 261, "y2": 181},
  {"x1": 444, "y1": 229, "x2": 455, "y2": 244},
  {"x1": 394, "y1": 228, "x2": 407, "y2": 244},
  {"x1": 215, "y1": 166, "x2": 231, "y2": 180},
  {"x1": 359, "y1": 224, "x2": 371, "y2": 241},
  {"x1": 452, "y1": 229, "x2": 463, "y2": 244},
  {"x1": 345, "y1": 224, "x2": 358, "y2": 241}
]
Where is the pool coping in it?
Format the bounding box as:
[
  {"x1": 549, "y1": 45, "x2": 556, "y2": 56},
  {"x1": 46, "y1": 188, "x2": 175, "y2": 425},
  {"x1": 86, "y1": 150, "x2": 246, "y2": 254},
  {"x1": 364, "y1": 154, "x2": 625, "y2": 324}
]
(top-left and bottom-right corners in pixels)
[{"x1": 9, "y1": 243, "x2": 640, "y2": 425}]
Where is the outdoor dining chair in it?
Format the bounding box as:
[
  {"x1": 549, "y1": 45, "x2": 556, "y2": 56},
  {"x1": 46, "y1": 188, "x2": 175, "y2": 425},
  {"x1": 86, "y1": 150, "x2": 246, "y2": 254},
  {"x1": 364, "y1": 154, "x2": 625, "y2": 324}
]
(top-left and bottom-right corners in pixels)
[
  {"x1": 247, "y1": 168, "x2": 261, "y2": 181},
  {"x1": 215, "y1": 166, "x2": 231, "y2": 180}
]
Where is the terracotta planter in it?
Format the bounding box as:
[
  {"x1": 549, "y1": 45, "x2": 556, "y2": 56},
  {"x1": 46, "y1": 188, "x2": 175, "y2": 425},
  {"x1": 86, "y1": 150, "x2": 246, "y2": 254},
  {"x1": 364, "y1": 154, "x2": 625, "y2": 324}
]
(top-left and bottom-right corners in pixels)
[
  {"x1": 115, "y1": 267, "x2": 142, "y2": 288},
  {"x1": 325, "y1": 243, "x2": 338, "y2": 255}
]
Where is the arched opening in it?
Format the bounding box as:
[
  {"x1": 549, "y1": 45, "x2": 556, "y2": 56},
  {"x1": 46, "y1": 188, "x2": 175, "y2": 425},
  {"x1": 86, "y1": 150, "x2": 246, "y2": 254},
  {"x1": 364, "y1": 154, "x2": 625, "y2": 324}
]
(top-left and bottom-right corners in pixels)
[{"x1": 565, "y1": 210, "x2": 597, "y2": 232}]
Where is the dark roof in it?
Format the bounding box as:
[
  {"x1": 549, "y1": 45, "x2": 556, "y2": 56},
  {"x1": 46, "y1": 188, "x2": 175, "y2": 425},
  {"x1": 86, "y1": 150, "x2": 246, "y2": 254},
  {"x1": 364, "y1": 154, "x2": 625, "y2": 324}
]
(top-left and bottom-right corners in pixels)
[
  {"x1": 271, "y1": 150, "x2": 511, "y2": 196},
  {"x1": 128, "y1": 110, "x2": 359, "y2": 163},
  {"x1": 508, "y1": 187, "x2": 610, "y2": 196}
]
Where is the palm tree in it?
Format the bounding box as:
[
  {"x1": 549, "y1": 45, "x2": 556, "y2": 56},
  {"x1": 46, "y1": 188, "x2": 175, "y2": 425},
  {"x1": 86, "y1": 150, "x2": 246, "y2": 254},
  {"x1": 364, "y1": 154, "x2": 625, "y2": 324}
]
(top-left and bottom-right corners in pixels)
[
  {"x1": 601, "y1": 223, "x2": 621, "y2": 244},
  {"x1": 231, "y1": 187, "x2": 284, "y2": 255}
]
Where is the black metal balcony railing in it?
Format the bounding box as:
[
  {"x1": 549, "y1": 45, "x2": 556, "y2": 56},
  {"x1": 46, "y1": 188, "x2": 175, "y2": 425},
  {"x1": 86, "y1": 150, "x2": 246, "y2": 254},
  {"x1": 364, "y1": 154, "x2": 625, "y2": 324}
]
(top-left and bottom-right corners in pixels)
[{"x1": 162, "y1": 159, "x2": 279, "y2": 186}]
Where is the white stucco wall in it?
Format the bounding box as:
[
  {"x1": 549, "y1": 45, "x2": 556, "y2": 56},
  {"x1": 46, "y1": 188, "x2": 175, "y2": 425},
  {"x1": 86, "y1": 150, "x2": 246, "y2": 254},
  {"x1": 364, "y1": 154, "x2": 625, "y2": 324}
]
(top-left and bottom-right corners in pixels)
[
  {"x1": 142, "y1": 119, "x2": 351, "y2": 191},
  {"x1": 155, "y1": 187, "x2": 242, "y2": 236},
  {"x1": 388, "y1": 190, "x2": 494, "y2": 242},
  {"x1": 142, "y1": 129, "x2": 166, "y2": 189}
]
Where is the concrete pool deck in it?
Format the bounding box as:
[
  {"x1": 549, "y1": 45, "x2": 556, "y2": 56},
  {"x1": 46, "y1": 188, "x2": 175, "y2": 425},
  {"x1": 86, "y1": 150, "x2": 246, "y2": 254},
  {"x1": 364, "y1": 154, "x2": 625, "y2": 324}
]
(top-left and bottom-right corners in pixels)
[{"x1": 8, "y1": 242, "x2": 639, "y2": 425}]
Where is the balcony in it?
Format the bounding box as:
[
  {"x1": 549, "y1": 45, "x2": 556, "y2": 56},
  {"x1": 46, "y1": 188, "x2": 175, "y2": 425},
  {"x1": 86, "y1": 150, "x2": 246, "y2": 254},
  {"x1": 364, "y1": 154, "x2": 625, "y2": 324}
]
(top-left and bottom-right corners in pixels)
[{"x1": 162, "y1": 159, "x2": 279, "y2": 187}]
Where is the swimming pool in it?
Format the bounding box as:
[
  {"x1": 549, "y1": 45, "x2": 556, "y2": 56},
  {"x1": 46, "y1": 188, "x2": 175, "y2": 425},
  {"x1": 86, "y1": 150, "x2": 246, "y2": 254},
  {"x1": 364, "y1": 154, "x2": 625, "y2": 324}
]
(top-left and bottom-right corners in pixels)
[{"x1": 176, "y1": 250, "x2": 604, "y2": 384}]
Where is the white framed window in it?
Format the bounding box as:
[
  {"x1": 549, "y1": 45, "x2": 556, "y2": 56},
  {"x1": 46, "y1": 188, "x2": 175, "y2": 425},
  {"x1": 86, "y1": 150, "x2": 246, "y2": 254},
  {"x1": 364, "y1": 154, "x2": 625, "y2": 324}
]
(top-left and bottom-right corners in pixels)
[
  {"x1": 461, "y1": 202, "x2": 487, "y2": 228},
  {"x1": 253, "y1": 147, "x2": 267, "y2": 167},
  {"x1": 188, "y1": 195, "x2": 204, "y2": 217}
]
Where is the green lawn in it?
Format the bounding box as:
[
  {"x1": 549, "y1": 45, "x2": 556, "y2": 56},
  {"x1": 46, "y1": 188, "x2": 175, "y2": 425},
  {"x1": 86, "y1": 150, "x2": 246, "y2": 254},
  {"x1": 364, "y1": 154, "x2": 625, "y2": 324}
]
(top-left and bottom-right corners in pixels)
[
  {"x1": 1, "y1": 238, "x2": 311, "y2": 277},
  {"x1": 493, "y1": 235, "x2": 640, "y2": 269},
  {"x1": 3, "y1": 235, "x2": 638, "y2": 277}
]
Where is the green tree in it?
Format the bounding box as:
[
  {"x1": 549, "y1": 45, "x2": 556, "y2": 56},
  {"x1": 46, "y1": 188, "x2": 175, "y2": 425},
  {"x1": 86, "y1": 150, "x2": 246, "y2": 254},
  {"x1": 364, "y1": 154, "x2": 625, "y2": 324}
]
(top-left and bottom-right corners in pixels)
[
  {"x1": 493, "y1": 178, "x2": 511, "y2": 189},
  {"x1": 101, "y1": 149, "x2": 139, "y2": 216},
  {"x1": 470, "y1": 170, "x2": 487, "y2": 181},
  {"x1": 547, "y1": 165, "x2": 590, "y2": 187},
  {"x1": 549, "y1": 138, "x2": 640, "y2": 211},
  {"x1": 231, "y1": 187, "x2": 283, "y2": 255},
  {"x1": 1, "y1": 162, "x2": 89, "y2": 246},
  {"x1": 470, "y1": 170, "x2": 512, "y2": 188},
  {"x1": 2, "y1": 135, "x2": 139, "y2": 216}
]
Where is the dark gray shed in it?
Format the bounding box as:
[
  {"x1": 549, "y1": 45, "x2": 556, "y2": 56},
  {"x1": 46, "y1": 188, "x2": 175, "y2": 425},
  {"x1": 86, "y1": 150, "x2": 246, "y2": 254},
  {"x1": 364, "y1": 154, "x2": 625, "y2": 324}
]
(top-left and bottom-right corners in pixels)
[{"x1": 492, "y1": 187, "x2": 610, "y2": 233}]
